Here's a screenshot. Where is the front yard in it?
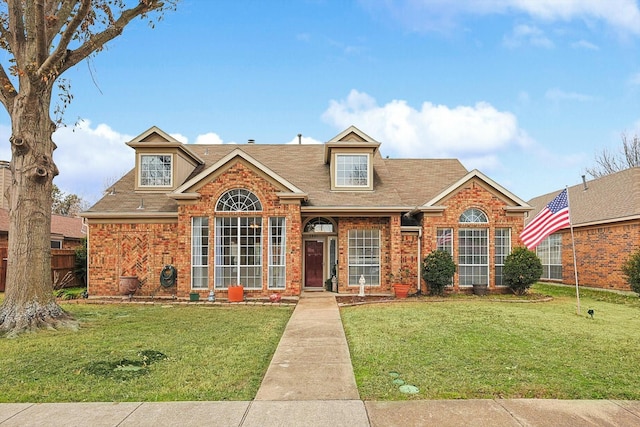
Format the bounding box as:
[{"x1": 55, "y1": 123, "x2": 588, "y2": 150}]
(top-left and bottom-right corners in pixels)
[{"x1": 341, "y1": 284, "x2": 640, "y2": 400}]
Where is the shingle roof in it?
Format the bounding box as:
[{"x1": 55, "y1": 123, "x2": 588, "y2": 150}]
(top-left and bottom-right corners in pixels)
[
  {"x1": 527, "y1": 167, "x2": 640, "y2": 226},
  {"x1": 0, "y1": 208, "x2": 85, "y2": 239},
  {"x1": 86, "y1": 142, "x2": 471, "y2": 216}
]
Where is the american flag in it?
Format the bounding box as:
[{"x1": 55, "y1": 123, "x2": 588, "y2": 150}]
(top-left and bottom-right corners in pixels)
[{"x1": 520, "y1": 189, "x2": 571, "y2": 250}]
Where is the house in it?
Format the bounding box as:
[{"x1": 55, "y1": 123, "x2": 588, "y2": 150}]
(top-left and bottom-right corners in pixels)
[
  {"x1": 527, "y1": 168, "x2": 640, "y2": 291},
  {"x1": 81, "y1": 125, "x2": 532, "y2": 299},
  {"x1": 0, "y1": 208, "x2": 85, "y2": 249}
]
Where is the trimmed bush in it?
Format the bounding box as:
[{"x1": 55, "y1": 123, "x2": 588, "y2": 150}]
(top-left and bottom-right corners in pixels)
[
  {"x1": 503, "y1": 246, "x2": 542, "y2": 295},
  {"x1": 422, "y1": 250, "x2": 456, "y2": 296},
  {"x1": 622, "y1": 250, "x2": 640, "y2": 296}
]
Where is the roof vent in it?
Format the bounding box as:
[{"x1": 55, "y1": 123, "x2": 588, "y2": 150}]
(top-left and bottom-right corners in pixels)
[
  {"x1": 582, "y1": 175, "x2": 588, "y2": 191},
  {"x1": 298, "y1": 133, "x2": 302, "y2": 144},
  {"x1": 248, "y1": 139, "x2": 255, "y2": 144}
]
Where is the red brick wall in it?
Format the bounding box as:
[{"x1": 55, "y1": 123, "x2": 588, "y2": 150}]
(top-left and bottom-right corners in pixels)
[
  {"x1": 559, "y1": 220, "x2": 639, "y2": 291},
  {"x1": 421, "y1": 179, "x2": 525, "y2": 291}
]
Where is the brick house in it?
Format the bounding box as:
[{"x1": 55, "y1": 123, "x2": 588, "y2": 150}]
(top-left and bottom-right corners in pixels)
[
  {"x1": 528, "y1": 167, "x2": 640, "y2": 291},
  {"x1": 82, "y1": 125, "x2": 532, "y2": 299},
  {"x1": 0, "y1": 208, "x2": 85, "y2": 249}
]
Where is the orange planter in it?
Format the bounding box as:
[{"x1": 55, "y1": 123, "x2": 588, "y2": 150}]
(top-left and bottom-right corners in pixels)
[
  {"x1": 228, "y1": 285, "x2": 244, "y2": 302},
  {"x1": 393, "y1": 283, "x2": 410, "y2": 299}
]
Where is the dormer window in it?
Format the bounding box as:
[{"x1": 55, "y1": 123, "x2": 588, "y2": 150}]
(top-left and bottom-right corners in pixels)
[
  {"x1": 335, "y1": 154, "x2": 369, "y2": 188},
  {"x1": 140, "y1": 154, "x2": 172, "y2": 187}
]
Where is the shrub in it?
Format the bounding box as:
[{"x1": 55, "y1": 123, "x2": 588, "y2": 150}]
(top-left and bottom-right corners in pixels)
[
  {"x1": 622, "y1": 250, "x2": 640, "y2": 296},
  {"x1": 503, "y1": 247, "x2": 542, "y2": 295},
  {"x1": 422, "y1": 250, "x2": 456, "y2": 296},
  {"x1": 74, "y1": 237, "x2": 87, "y2": 286}
]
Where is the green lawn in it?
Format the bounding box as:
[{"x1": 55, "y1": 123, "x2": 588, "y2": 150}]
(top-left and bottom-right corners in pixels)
[
  {"x1": 0, "y1": 303, "x2": 293, "y2": 402},
  {"x1": 341, "y1": 284, "x2": 640, "y2": 400}
]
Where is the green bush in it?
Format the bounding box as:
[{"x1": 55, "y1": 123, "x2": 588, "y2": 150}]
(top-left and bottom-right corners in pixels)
[
  {"x1": 422, "y1": 250, "x2": 456, "y2": 296},
  {"x1": 622, "y1": 250, "x2": 640, "y2": 296},
  {"x1": 74, "y1": 237, "x2": 87, "y2": 286},
  {"x1": 503, "y1": 247, "x2": 542, "y2": 295}
]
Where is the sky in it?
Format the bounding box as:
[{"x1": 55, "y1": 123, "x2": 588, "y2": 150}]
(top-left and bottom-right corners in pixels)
[{"x1": 2, "y1": 0, "x2": 640, "y2": 205}]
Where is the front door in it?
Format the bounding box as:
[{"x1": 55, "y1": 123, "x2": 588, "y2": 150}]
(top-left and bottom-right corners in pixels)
[{"x1": 305, "y1": 240, "x2": 324, "y2": 288}]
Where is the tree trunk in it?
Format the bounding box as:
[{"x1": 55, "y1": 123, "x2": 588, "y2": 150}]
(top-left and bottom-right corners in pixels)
[{"x1": 0, "y1": 89, "x2": 77, "y2": 337}]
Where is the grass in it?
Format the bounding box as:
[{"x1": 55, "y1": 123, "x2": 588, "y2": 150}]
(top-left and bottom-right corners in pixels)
[
  {"x1": 341, "y1": 283, "x2": 640, "y2": 400},
  {"x1": 0, "y1": 302, "x2": 293, "y2": 402}
]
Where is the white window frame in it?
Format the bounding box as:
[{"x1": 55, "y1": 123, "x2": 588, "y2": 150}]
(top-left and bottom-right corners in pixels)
[
  {"x1": 458, "y1": 228, "x2": 489, "y2": 286},
  {"x1": 268, "y1": 217, "x2": 286, "y2": 289},
  {"x1": 50, "y1": 240, "x2": 63, "y2": 249},
  {"x1": 191, "y1": 217, "x2": 209, "y2": 289},
  {"x1": 494, "y1": 228, "x2": 511, "y2": 286},
  {"x1": 139, "y1": 154, "x2": 173, "y2": 187},
  {"x1": 215, "y1": 217, "x2": 262, "y2": 289},
  {"x1": 348, "y1": 229, "x2": 380, "y2": 286},
  {"x1": 335, "y1": 154, "x2": 369, "y2": 188},
  {"x1": 436, "y1": 228, "x2": 453, "y2": 256},
  {"x1": 537, "y1": 234, "x2": 562, "y2": 280}
]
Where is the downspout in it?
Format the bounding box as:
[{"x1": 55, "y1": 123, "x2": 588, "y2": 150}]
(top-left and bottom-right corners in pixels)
[{"x1": 417, "y1": 227, "x2": 422, "y2": 294}]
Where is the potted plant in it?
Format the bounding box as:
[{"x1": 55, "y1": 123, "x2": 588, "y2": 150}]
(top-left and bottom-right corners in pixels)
[
  {"x1": 422, "y1": 250, "x2": 456, "y2": 296},
  {"x1": 389, "y1": 267, "x2": 412, "y2": 299},
  {"x1": 228, "y1": 283, "x2": 244, "y2": 302}
]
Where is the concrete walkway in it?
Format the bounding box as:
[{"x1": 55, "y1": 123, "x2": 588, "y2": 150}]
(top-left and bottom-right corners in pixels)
[{"x1": 2, "y1": 291, "x2": 640, "y2": 426}]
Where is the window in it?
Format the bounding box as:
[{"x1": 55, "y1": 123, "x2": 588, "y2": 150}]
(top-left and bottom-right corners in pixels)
[
  {"x1": 304, "y1": 217, "x2": 334, "y2": 233},
  {"x1": 269, "y1": 217, "x2": 286, "y2": 289},
  {"x1": 336, "y1": 154, "x2": 369, "y2": 187},
  {"x1": 459, "y1": 208, "x2": 488, "y2": 223},
  {"x1": 436, "y1": 228, "x2": 453, "y2": 255},
  {"x1": 216, "y1": 189, "x2": 262, "y2": 212},
  {"x1": 50, "y1": 240, "x2": 62, "y2": 249},
  {"x1": 495, "y1": 228, "x2": 511, "y2": 286},
  {"x1": 458, "y1": 228, "x2": 488, "y2": 286},
  {"x1": 215, "y1": 217, "x2": 262, "y2": 289},
  {"x1": 191, "y1": 217, "x2": 209, "y2": 289},
  {"x1": 348, "y1": 230, "x2": 380, "y2": 286},
  {"x1": 140, "y1": 154, "x2": 172, "y2": 186},
  {"x1": 537, "y1": 234, "x2": 562, "y2": 279}
]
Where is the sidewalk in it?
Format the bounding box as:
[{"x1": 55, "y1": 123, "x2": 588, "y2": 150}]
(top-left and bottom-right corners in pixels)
[{"x1": 2, "y1": 291, "x2": 640, "y2": 426}]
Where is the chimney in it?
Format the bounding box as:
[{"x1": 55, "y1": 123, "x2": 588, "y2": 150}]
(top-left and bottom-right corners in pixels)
[
  {"x1": 582, "y1": 175, "x2": 588, "y2": 191},
  {"x1": 247, "y1": 139, "x2": 255, "y2": 144},
  {"x1": 298, "y1": 133, "x2": 302, "y2": 145}
]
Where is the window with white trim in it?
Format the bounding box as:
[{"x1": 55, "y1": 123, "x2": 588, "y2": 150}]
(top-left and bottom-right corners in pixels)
[
  {"x1": 537, "y1": 234, "x2": 562, "y2": 280},
  {"x1": 458, "y1": 228, "x2": 488, "y2": 286},
  {"x1": 348, "y1": 229, "x2": 380, "y2": 286},
  {"x1": 336, "y1": 154, "x2": 369, "y2": 187},
  {"x1": 140, "y1": 154, "x2": 172, "y2": 186},
  {"x1": 269, "y1": 217, "x2": 286, "y2": 289},
  {"x1": 495, "y1": 228, "x2": 511, "y2": 286},
  {"x1": 436, "y1": 228, "x2": 453, "y2": 255},
  {"x1": 215, "y1": 217, "x2": 262, "y2": 289},
  {"x1": 191, "y1": 217, "x2": 209, "y2": 289}
]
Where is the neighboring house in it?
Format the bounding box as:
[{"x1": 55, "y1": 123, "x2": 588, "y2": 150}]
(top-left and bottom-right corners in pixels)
[
  {"x1": 0, "y1": 208, "x2": 85, "y2": 249},
  {"x1": 81, "y1": 126, "x2": 532, "y2": 299},
  {"x1": 527, "y1": 167, "x2": 640, "y2": 291}
]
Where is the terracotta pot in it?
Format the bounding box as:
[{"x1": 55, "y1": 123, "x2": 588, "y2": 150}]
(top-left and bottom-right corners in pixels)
[
  {"x1": 228, "y1": 285, "x2": 244, "y2": 302},
  {"x1": 393, "y1": 283, "x2": 411, "y2": 299},
  {"x1": 269, "y1": 293, "x2": 281, "y2": 303},
  {"x1": 119, "y1": 276, "x2": 139, "y2": 296}
]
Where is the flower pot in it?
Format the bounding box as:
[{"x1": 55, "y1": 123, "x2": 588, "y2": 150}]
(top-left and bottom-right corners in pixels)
[
  {"x1": 119, "y1": 276, "x2": 139, "y2": 296},
  {"x1": 189, "y1": 292, "x2": 200, "y2": 302},
  {"x1": 393, "y1": 283, "x2": 411, "y2": 299},
  {"x1": 228, "y1": 285, "x2": 244, "y2": 302},
  {"x1": 473, "y1": 284, "x2": 488, "y2": 296}
]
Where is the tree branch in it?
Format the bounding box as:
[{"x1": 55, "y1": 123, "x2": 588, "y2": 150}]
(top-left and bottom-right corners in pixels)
[
  {"x1": 45, "y1": 1, "x2": 80, "y2": 48},
  {"x1": 0, "y1": 63, "x2": 17, "y2": 115},
  {"x1": 7, "y1": 0, "x2": 27, "y2": 57}
]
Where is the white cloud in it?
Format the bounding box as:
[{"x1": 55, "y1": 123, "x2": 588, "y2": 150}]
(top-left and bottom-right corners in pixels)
[
  {"x1": 194, "y1": 132, "x2": 224, "y2": 145},
  {"x1": 322, "y1": 90, "x2": 532, "y2": 164},
  {"x1": 286, "y1": 134, "x2": 323, "y2": 145},
  {"x1": 545, "y1": 88, "x2": 593, "y2": 102},
  {"x1": 170, "y1": 133, "x2": 188, "y2": 143},
  {"x1": 360, "y1": 0, "x2": 640, "y2": 35},
  {"x1": 503, "y1": 24, "x2": 554, "y2": 48},
  {"x1": 571, "y1": 39, "x2": 599, "y2": 50}
]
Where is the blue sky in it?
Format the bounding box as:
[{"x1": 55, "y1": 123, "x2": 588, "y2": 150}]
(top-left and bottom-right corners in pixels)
[{"x1": 3, "y1": 0, "x2": 640, "y2": 204}]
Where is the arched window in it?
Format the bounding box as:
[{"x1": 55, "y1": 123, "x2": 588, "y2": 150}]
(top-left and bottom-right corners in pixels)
[
  {"x1": 304, "y1": 217, "x2": 335, "y2": 233},
  {"x1": 216, "y1": 189, "x2": 262, "y2": 212},
  {"x1": 459, "y1": 208, "x2": 488, "y2": 223}
]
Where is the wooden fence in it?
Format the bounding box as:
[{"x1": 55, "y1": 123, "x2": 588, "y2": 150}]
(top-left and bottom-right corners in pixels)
[{"x1": 0, "y1": 248, "x2": 78, "y2": 292}]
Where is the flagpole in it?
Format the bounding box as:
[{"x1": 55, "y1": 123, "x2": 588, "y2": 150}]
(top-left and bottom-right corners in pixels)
[{"x1": 566, "y1": 185, "x2": 580, "y2": 315}]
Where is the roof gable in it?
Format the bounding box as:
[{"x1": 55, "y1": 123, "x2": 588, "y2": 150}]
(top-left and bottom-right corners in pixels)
[
  {"x1": 126, "y1": 126, "x2": 204, "y2": 166},
  {"x1": 422, "y1": 169, "x2": 532, "y2": 212},
  {"x1": 172, "y1": 148, "x2": 308, "y2": 200}
]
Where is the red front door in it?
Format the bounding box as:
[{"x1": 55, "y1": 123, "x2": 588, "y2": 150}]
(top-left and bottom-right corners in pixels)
[{"x1": 305, "y1": 241, "x2": 324, "y2": 288}]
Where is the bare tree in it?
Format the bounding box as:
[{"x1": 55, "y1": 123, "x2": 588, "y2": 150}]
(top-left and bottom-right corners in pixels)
[
  {"x1": 0, "y1": 1, "x2": 176, "y2": 337},
  {"x1": 586, "y1": 133, "x2": 640, "y2": 178}
]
